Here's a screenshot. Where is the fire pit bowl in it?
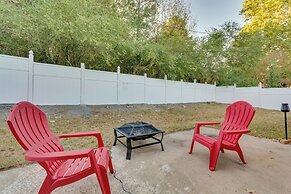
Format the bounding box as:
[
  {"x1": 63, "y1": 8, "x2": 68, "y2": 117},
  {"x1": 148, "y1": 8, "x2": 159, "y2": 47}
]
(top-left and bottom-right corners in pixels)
[{"x1": 113, "y1": 122, "x2": 164, "y2": 160}]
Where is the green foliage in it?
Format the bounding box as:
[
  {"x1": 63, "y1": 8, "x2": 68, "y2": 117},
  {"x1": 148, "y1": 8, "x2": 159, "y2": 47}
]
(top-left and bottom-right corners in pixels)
[
  {"x1": 161, "y1": 15, "x2": 188, "y2": 38},
  {"x1": 0, "y1": 0, "x2": 289, "y2": 87},
  {"x1": 194, "y1": 22, "x2": 261, "y2": 86},
  {"x1": 225, "y1": 31, "x2": 266, "y2": 86},
  {"x1": 240, "y1": 0, "x2": 290, "y2": 87},
  {"x1": 0, "y1": 0, "x2": 131, "y2": 67},
  {"x1": 197, "y1": 29, "x2": 227, "y2": 84},
  {"x1": 242, "y1": 0, "x2": 290, "y2": 51},
  {"x1": 0, "y1": 0, "x2": 198, "y2": 80},
  {"x1": 115, "y1": 0, "x2": 157, "y2": 40},
  {"x1": 267, "y1": 64, "x2": 280, "y2": 87},
  {"x1": 259, "y1": 50, "x2": 291, "y2": 87}
]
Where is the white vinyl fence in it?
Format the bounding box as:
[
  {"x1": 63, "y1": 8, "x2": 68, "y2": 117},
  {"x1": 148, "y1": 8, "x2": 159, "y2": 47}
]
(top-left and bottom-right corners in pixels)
[
  {"x1": 0, "y1": 52, "x2": 290, "y2": 110},
  {"x1": 216, "y1": 86, "x2": 291, "y2": 110}
]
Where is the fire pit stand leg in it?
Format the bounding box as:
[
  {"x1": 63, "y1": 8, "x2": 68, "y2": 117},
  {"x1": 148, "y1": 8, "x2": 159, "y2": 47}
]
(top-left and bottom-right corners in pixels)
[
  {"x1": 160, "y1": 132, "x2": 164, "y2": 151},
  {"x1": 113, "y1": 129, "x2": 117, "y2": 146},
  {"x1": 126, "y1": 138, "x2": 132, "y2": 160}
]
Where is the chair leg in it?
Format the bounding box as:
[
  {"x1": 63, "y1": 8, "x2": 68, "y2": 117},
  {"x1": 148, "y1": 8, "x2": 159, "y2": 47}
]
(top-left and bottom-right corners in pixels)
[
  {"x1": 90, "y1": 150, "x2": 111, "y2": 194},
  {"x1": 96, "y1": 166, "x2": 111, "y2": 194},
  {"x1": 235, "y1": 144, "x2": 246, "y2": 164},
  {"x1": 38, "y1": 176, "x2": 53, "y2": 194},
  {"x1": 209, "y1": 146, "x2": 220, "y2": 171},
  {"x1": 108, "y1": 156, "x2": 114, "y2": 174},
  {"x1": 220, "y1": 148, "x2": 224, "y2": 153},
  {"x1": 95, "y1": 169, "x2": 106, "y2": 194},
  {"x1": 189, "y1": 139, "x2": 195, "y2": 154},
  {"x1": 189, "y1": 129, "x2": 196, "y2": 154}
]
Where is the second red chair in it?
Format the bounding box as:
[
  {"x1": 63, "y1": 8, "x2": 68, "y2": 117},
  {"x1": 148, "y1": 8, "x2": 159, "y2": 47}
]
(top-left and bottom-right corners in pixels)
[{"x1": 189, "y1": 101, "x2": 256, "y2": 171}]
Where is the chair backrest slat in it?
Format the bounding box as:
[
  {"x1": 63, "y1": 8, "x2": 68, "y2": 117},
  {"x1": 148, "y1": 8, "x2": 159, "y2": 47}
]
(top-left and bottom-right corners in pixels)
[
  {"x1": 33, "y1": 109, "x2": 51, "y2": 139},
  {"x1": 25, "y1": 107, "x2": 43, "y2": 141},
  {"x1": 220, "y1": 101, "x2": 255, "y2": 144},
  {"x1": 11, "y1": 111, "x2": 33, "y2": 149},
  {"x1": 19, "y1": 107, "x2": 39, "y2": 144}
]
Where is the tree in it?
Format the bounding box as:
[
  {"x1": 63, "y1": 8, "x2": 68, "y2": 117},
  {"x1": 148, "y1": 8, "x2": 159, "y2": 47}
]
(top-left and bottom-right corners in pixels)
[
  {"x1": 0, "y1": 0, "x2": 131, "y2": 70},
  {"x1": 197, "y1": 29, "x2": 227, "y2": 84},
  {"x1": 267, "y1": 64, "x2": 280, "y2": 87},
  {"x1": 258, "y1": 50, "x2": 291, "y2": 87},
  {"x1": 195, "y1": 22, "x2": 243, "y2": 85},
  {"x1": 225, "y1": 31, "x2": 266, "y2": 86},
  {"x1": 161, "y1": 15, "x2": 188, "y2": 38},
  {"x1": 194, "y1": 21, "x2": 267, "y2": 86},
  {"x1": 241, "y1": 0, "x2": 290, "y2": 87},
  {"x1": 115, "y1": 0, "x2": 157, "y2": 40},
  {"x1": 152, "y1": 0, "x2": 200, "y2": 81},
  {"x1": 241, "y1": 0, "x2": 290, "y2": 50}
]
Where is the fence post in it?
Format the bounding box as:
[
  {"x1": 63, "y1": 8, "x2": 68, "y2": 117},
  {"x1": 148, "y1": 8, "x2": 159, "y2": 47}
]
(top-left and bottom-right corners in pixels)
[
  {"x1": 144, "y1": 73, "x2": 147, "y2": 104},
  {"x1": 258, "y1": 82, "x2": 262, "y2": 108},
  {"x1": 194, "y1": 79, "x2": 197, "y2": 102},
  {"x1": 181, "y1": 79, "x2": 183, "y2": 103},
  {"x1": 164, "y1": 74, "x2": 167, "y2": 104},
  {"x1": 233, "y1": 83, "x2": 237, "y2": 102},
  {"x1": 117, "y1": 66, "x2": 120, "y2": 104},
  {"x1": 28, "y1": 50, "x2": 34, "y2": 103},
  {"x1": 80, "y1": 63, "x2": 85, "y2": 106}
]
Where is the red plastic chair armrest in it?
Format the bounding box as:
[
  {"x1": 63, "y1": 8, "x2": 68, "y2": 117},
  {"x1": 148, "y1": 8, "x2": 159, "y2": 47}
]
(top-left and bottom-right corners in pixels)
[
  {"x1": 25, "y1": 149, "x2": 94, "y2": 162},
  {"x1": 194, "y1": 122, "x2": 221, "y2": 134},
  {"x1": 58, "y1": 131, "x2": 101, "y2": 138},
  {"x1": 222, "y1": 129, "x2": 251, "y2": 135},
  {"x1": 57, "y1": 131, "x2": 104, "y2": 147},
  {"x1": 196, "y1": 122, "x2": 221, "y2": 126}
]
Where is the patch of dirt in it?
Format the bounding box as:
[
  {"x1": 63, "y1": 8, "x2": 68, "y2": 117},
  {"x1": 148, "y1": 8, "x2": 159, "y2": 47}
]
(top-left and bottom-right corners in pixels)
[{"x1": 0, "y1": 104, "x2": 13, "y2": 120}]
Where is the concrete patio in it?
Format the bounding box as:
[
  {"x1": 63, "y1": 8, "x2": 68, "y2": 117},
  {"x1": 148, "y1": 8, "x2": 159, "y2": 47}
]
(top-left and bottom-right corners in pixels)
[{"x1": 1, "y1": 128, "x2": 291, "y2": 194}]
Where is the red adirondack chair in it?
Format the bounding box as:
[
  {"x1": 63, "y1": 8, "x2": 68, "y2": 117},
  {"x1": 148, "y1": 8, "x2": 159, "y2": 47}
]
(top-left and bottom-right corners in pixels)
[
  {"x1": 7, "y1": 101, "x2": 114, "y2": 194},
  {"x1": 189, "y1": 101, "x2": 255, "y2": 171}
]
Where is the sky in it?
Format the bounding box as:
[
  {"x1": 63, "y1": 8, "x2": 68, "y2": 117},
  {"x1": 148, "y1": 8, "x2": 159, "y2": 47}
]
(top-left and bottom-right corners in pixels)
[{"x1": 183, "y1": 0, "x2": 245, "y2": 34}]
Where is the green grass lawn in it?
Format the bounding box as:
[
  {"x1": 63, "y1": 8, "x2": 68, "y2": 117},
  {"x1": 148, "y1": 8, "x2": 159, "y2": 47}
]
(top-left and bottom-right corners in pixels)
[{"x1": 0, "y1": 103, "x2": 290, "y2": 170}]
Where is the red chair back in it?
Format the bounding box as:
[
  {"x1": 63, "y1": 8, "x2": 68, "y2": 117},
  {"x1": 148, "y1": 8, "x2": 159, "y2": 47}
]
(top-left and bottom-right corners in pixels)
[
  {"x1": 7, "y1": 101, "x2": 64, "y2": 175},
  {"x1": 220, "y1": 101, "x2": 255, "y2": 144}
]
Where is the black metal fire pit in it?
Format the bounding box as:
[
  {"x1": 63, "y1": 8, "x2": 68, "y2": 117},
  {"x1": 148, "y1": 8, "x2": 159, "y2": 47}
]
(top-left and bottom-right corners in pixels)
[{"x1": 113, "y1": 122, "x2": 164, "y2": 160}]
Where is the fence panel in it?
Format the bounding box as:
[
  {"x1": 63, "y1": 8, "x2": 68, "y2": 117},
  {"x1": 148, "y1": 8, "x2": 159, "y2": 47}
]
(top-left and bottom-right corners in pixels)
[
  {"x1": 182, "y1": 82, "x2": 195, "y2": 102},
  {"x1": 236, "y1": 87, "x2": 259, "y2": 107},
  {"x1": 33, "y1": 63, "x2": 81, "y2": 105},
  {"x1": 206, "y1": 84, "x2": 216, "y2": 102},
  {"x1": 216, "y1": 86, "x2": 234, "y2": 104},
  {"x1": 119, "y1": 73, "x2": 144, "y2": 104},
  {"x1": 0, "y1": 55, "x2": 29, "y2": 103},
  {"x1": 146, "y1": 78, "x2": 165, "y2": 104},
  {"x1": 84, "y1": 70, "x2": 117, "y2": 105},
  {"x1": 261, "y1": 88, "x2": 291, "y2": 110},
  {"x1": 196, "y1": 83, "x2": 215, "y2": 102},
  {"x1": 166, "y1": 80, "x2": 181, "y2": 103}
]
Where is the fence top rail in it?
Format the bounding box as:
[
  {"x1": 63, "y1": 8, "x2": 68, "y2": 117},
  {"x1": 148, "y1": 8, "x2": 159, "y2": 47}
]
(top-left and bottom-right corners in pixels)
[
  {"x1": 0, "y1": 54, "x2": 28, "y2": 61},
  {"x1": 34, "y1": 62, "x2": 81, "y2": 71}
]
